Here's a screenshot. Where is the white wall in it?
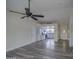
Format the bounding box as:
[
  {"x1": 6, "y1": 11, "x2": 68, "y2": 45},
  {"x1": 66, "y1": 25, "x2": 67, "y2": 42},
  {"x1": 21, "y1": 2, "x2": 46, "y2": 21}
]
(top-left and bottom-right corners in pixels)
[
  {"x1": 58, "y1": 9, "x2": 73, "y2": 47},
  {"x1": 59, "y1": 23, "x2": 68, "y2": 40},
  {"x1": 6, "y1": 11, "x2": 41, "y2": 51},
  {"x1": 54, "y1": 24, "x2": 59, "y2": 41},
  {"x1": 69, "y1": 10, "x2": 73, "y2": 47},
  {"x1": 36, "y1": 26, "x2": 41, "y2": 41}
]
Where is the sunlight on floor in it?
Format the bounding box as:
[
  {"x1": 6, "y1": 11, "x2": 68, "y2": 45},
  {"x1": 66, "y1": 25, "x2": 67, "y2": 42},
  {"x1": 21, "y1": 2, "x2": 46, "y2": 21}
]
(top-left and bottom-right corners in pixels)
[{"x1": 46, "y1": 39, "x2": 55, "y2": 49}]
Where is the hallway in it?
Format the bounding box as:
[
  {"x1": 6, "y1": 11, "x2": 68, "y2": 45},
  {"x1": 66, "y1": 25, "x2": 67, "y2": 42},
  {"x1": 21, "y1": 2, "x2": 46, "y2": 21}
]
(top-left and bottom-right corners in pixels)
[{"x1": 7, "y1": 39, "x2": 73, "y2": 59}]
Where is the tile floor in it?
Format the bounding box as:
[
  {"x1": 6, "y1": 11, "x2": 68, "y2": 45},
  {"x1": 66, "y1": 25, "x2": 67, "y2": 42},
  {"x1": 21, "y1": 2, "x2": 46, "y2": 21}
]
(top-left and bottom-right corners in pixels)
[{"x1": 6, "y1": 39, "x2": 73, "y2": 59}]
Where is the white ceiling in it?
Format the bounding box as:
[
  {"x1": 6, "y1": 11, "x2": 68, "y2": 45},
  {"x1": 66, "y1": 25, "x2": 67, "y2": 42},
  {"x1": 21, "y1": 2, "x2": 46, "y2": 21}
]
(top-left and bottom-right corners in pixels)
[{"x1": 6, "y1": 0, "x2": 73, "y2": 23}]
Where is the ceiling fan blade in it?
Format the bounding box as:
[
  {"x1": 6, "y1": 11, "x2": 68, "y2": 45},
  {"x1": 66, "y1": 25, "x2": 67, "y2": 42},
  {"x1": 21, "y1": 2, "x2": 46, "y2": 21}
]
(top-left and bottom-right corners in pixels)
[
  {"x1": 32, "y1": 15, "x2": 44, "y2": 18},
  {"x1": 31, "y1": 16, "x2": 38, "y2": 21},
  {"x1": 9, "y1": 10, "x2": 26, "y2": 15},
  {"x1": 21, "y1": 16, "x2": 26, "y2": 19}
]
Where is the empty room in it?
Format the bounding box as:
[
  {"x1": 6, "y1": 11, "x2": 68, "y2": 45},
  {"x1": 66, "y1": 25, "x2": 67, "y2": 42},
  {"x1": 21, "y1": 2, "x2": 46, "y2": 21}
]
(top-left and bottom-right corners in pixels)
[{"x1": 6, "y1": 0, "x2": 73, "y2": 59}]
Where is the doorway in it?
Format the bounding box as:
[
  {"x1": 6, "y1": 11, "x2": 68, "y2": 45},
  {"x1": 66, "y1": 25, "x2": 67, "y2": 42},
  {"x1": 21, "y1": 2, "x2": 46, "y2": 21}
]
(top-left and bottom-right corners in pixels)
[{"x1": 40, "y1": 26, "x2": 55, "y2": 40}]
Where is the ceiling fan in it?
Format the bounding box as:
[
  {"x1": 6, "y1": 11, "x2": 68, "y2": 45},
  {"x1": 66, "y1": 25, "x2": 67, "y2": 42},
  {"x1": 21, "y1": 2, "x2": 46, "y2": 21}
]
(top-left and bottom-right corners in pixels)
[{"x1": 9, "y1": 0, "x2": 44, "y2": 21}]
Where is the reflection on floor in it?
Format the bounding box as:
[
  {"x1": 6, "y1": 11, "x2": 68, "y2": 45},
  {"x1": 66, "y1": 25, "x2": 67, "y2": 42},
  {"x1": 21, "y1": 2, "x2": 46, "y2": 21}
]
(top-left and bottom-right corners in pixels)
[{"x1": 6, "y1": 39, "x2": 73, "y2": 59}]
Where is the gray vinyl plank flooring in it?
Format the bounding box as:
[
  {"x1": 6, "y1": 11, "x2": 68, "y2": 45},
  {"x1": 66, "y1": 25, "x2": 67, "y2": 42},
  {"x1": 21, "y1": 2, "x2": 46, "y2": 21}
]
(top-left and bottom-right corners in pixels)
[{"x1": 6, "y1": 39, "x2": 73, "y2": 59}]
